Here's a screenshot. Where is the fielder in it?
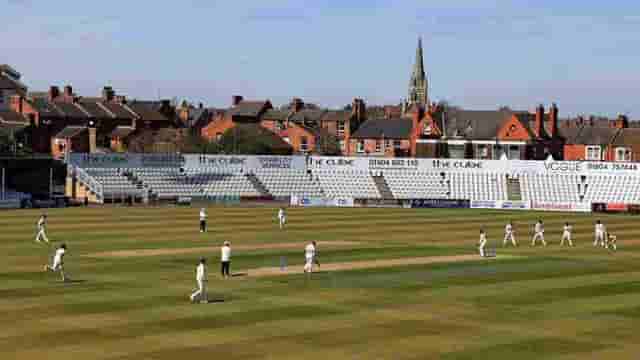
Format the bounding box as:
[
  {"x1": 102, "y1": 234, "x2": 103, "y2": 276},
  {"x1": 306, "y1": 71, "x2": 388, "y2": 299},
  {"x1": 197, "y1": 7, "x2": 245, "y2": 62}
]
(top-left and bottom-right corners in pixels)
[
  {"x1": 478, "y1": 229, "x2": 487, "y2": 257},
  {"x1": 531, "y1": 219, "x2": 546, "y2": 247},
  {"x1": 503, "y1": 221, "x2": 517, "y2": 247},
  {"x1": 278, "y1": 207, "x2": 287, "y2": 230},
  {"x1": 44, "y1": 243, "x2": 67, "y2": 281},
  {"x1": 303, "y1": 241, "x2": 317, "y2": 273},
  {"x1": 594, "y1": 220, "x2": 606, "y2": 247},
  {"x1": 606, "y1": 233, "x2": 617, "y2": 251},
  {"x1": 190, "y1": 257, "x2": 208, "y2": 303},
  {"x1": 35, "y1": 214, "x2": 49, "y2": 243},
  {"x1": 560, "y1": 222, "x2": 573, "y2": 247},
  {"x1": 199, "y1": 208, "x2": 207, "y2": 233},
  {"x1": 220, "y1": 241, "x2": 231, "y2": 278}
]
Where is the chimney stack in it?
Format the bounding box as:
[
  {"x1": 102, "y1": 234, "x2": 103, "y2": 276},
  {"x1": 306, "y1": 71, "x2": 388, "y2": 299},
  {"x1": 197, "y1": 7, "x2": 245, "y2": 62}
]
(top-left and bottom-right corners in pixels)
[
  {"x1": 49, "y1": 86, "x2": 60, "y2": 101},
  {"x1": 615, "y1": 114, "x2": 629, "y2": 129},
  {"x1": 102, "y1": 86, "x2": 115, "y2": 102},
  {"x1": 352, "y1": 98, "x2": 366, "y2": 122},
  {"x1": 63, "y1": 85, "x2": 73, "y2": 99},
  {"x1": 232, "y1": 95, "x2": 243, "y2": 106},
  {"x1": 291, "y1": 98, "x2": 304, "y2": 113},
  {"x1": 198, "y1": 102, "x2": 203, "y2": 109},
  {"x1": 535, "y1": 104, "x2": 544, "y2": 138},
  {"x1": 548, "y1": 103, "x2": 558, "y2": 137}
]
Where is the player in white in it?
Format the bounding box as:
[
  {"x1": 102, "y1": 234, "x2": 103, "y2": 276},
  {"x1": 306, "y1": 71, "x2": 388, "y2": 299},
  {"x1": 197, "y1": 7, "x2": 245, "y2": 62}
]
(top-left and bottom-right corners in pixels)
[
  {"x1": 594, "y1": 220, "x2": 606, "y2": 247},
  {"x1": 531, "y1": 219, "x2": 546, "y2": 247},
  {"x1": 35, "y1": 214, "x2": 49, "y2": 243},
  {"x1": 190, "y1": 257, "x2": 208, "y2": 303},
  {"x1": 560, "y1": 222, "x2": 574, "y2": 247},
  {"x1": 503, "y1": 221, "x2": 517, "y2": 247},
  {"x1": 478, "y1": 229, "x2": 487, "y2": 257},
  {"x1": 44, "y1": 243, "x2": 67, "y2": 281},
  {"x1": 303, "y1": 241, "x2": 317, "y2": 273},
  {"x1": 278, "y1": 207, "x2": 287, "y2": 230},
  {"x1": 199, "y1": 208, "x2": 207, "y2": 233},
  {"x1": 221, "y1": 241, "x2": 231, "y2": 278}
]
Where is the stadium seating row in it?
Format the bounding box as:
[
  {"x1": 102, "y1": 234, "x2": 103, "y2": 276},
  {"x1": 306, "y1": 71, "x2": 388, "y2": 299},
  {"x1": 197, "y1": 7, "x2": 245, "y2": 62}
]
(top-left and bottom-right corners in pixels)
[{"x1": 78, "y1": 165, "x2": 640, "y2": 204}]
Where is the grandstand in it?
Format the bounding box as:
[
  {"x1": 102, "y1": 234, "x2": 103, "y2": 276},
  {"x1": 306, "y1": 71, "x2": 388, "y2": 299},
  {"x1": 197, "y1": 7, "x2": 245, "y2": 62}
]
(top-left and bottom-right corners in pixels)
[{"x1": 65, "y1": 154, "x2": 640, "y2": 210}]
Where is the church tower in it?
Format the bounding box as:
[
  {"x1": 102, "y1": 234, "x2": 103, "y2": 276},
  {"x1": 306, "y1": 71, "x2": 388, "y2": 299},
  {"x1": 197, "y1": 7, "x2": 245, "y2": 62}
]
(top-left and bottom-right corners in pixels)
[{"x1": 407, "y1": 37, "x2": 428, "y2": 107}]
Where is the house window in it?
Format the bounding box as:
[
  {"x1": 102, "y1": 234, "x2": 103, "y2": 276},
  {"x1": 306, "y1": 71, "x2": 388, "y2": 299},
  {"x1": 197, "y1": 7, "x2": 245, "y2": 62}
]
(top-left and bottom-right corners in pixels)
[
  {"x1": 339, "y1": 140, "x2": 345, "y2": 151},
  {"x1": 300, "y1": 136, "x2": 309, "y2": 152},
  {"x1": 476, "y1": 144, "x2": 489, "y2": 159},
  {"x1": 337, "y1": 121, "x2": 345, "y2": 136},
  {"x1": 393, "y1": 140, "x2": 402, "y2": 149},
  {"x1": 375, "y1": 140, "x2": 382, "y2": 153},
  {"x1": 385, "y1": 139, "x2": 392, "y2": 150},
  {"x1": 423, "y1": 122, "x2": 432, "y2": 136},
  {"x1": 215, "y1": 132, "x2": 223, "y2": 142},
  {"x1": 356, "y1": 140, "x2": 365, "y2": 153},
  {"x1": 508, "y1": 145, "x2": 520, "y2": 160},
  {"x1": 615, "y1": 147, "x2": 631, "y2": 162},
  {"x1": 586, "y1": 146, "x2": 602, "y2": 161},
  {"x1": 449, "y1": 145, "x2": 465, "y2": 159}
]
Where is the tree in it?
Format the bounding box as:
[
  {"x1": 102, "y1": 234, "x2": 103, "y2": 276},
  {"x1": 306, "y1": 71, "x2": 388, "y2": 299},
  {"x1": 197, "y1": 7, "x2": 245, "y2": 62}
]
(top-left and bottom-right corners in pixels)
[
  {"x1": 316, "y1": 131, "x2": 341, "y2": 155},
  {"x1": 0, "y1": 127, "x2": 32, "y2": 156},
  {"x1": 217, "y1": 124, "x2": 292, "y2": 155}
]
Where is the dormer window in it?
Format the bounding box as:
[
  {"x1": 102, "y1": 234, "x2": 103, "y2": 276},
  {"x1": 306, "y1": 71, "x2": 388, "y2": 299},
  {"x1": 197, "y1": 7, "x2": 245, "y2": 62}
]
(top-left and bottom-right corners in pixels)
[
  {"x1": 337, "y1": 120, "x2": 345, "y2": 136},
  {"x1": 423, "y1": 122, "x2": 432, "y2": 136}
]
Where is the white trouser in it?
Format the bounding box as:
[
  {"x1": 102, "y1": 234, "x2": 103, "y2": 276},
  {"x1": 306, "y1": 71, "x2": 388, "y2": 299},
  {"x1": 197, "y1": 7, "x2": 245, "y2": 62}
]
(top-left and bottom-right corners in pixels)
[
  {"x1": 36, "y1": 229, "x2": 49, "y2": 243},
  {"x1": 190, "y1": 279, "x2": 207, "y2": 302},
  {"x1": 561, "y1": 232, "x2": 573, "y2": 246},
  {"x1": 303, "y1": 256, "x2": 314, "y2": 272},
  {"x1": 47, "y1": 261, "x2": 66, "y2": 280},
  {"x1": 531, "y1": 232, "x2": 546, "y2": 246},
  {"x1": 503, "y1": 233, "x2": 517, "y2": 246},
  {"x1": 594, "y1": 231, "x2": 605, "y2": 246},
  {"x1": 279, "y1": 216, "x2": 286, "y2": 229},
  {"x1": 479, "y1": 240, "x2": 486, "y2": 257}
]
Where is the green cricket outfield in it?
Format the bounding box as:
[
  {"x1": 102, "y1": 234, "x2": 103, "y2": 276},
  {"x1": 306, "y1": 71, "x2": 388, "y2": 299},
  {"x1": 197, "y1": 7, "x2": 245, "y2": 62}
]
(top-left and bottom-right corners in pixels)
[{"x1": 1, "y1": 207, "x2": 639, "y2": 359}]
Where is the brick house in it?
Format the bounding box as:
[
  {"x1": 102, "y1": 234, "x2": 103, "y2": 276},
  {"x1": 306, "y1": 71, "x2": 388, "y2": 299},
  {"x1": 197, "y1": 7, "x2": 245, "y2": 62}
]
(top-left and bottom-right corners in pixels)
[
  {"x1": 9, "y1": 85, "x2": 171, "y2": 157},
  {"x1": 0, "y1": 65, "x2": 27, "y2": 111},
  {"x1": 202, "y1": 97, "x2": 366, "y2": 155},
  {"x1": 561, "y1": 115, "x2": 638, "y2": 161},
  {"x1": 415, "y1": 104, "x2": 564, "y2": 160},
  {"x1": 349, "y1": 118, "x2": 413, "y2": 157},
  {"x1": 201, "y1": 96, "x2": 273, "y2": 142}
]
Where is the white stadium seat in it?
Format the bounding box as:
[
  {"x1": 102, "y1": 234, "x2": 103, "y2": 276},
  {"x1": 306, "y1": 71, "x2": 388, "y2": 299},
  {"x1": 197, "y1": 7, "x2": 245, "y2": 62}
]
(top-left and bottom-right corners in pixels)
[{"x1": 76, "y1": 159, "x2": 640, "y2": 204}]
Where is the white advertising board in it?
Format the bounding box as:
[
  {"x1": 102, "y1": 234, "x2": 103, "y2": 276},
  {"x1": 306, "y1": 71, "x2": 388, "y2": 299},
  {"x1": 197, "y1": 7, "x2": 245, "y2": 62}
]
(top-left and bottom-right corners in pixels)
[
  {"x1": 531, "y1": 201, "x2": 591, "y2": 213},
  {"x1": 69, "y1": 154, "x2": 640, "y2": 177}
]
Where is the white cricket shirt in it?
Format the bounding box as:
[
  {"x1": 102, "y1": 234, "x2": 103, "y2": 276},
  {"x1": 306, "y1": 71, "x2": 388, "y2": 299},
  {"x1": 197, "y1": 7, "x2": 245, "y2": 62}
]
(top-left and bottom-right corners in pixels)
[
  {"x1": 196, "y1": 263, "x2": 206, "y2": 281},
  {"x1": 221, "y1": 246, "x2": 231, "y2": 262},
  {"x1": 53, "y1": 248, "x2": 65, "y2": 264},
  {"x1": 305, "y1": 244, "x2": 315, "y2": 259}
]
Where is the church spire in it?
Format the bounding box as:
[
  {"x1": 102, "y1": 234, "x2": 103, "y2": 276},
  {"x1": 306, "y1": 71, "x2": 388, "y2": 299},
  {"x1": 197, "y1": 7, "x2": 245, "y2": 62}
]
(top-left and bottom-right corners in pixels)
[
  {"x1": 407, "y1": 37, "x2": 428, "y2": 108},
  {"x1": 413, "y1": 37, "x2": 425, "y2": 80}
]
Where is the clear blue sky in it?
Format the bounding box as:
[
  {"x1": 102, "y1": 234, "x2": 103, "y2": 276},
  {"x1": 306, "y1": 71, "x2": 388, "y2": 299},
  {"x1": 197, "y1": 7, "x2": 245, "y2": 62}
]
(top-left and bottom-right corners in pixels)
[{"x1": 2, "y1": 0, "x2": 639, "y2": 117}]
